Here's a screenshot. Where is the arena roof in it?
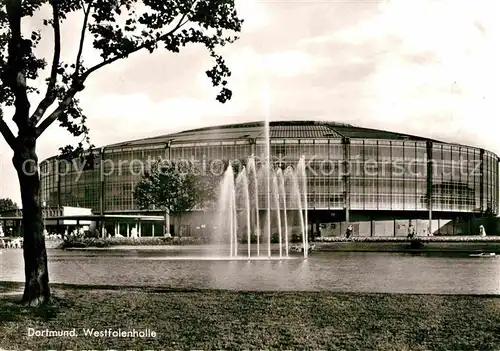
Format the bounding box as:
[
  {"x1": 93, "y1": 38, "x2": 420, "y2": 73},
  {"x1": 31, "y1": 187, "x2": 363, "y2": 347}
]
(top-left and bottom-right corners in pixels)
[{"x1": 105, "y1": 120, "x2": 441, "y2": 148}]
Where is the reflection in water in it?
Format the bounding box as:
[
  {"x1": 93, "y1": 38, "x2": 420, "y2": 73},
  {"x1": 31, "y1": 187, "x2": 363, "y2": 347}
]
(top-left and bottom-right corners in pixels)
[
  {"x1": 0, "y1": 249, "x2": 499, "y2": 295},
  {"x1": 209, "y1": 259, "x2": 313, "y2": 291}
]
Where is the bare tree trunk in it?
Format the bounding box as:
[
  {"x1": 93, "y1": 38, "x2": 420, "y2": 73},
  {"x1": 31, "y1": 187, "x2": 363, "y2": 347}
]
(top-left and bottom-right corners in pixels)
[{"x1": 13, "y1": 142, "x2": 51, "y2": 306}]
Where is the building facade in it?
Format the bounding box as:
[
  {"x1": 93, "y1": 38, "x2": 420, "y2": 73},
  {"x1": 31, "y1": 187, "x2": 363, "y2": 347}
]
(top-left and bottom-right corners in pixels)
[{"x1": 39, "y1": 121, "x2": 499, "y2": 236}]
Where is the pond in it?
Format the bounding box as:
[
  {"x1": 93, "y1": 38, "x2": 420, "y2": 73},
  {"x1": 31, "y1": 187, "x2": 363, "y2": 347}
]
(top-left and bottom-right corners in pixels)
[{"x1": 1, "y1": 247, "x2": 499, "y2": 294}]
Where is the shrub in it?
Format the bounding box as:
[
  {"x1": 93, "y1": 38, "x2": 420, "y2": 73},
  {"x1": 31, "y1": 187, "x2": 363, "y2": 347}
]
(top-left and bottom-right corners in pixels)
[
  {"x1": 291, "y1": 232, "x2": 302, "y2": 243},
  {"x1": 62, "y1": 237, "x2": 111, "y2": 248},
  {"x1": 61, "y1": 236, "x2": 212, "y2": 248},
  {"x1": 108, "y1": 236, "x2": 211, "y2": 246},
  {"x1": 86, "y1": 229, "x2": 100, "y2": 239},
  {"x1": 240, "y1": 234, "x2": 258, "y2": 244},
  {"x1": 409, "y1": 239, "x2": 425, "y2": 249},
  {"x1": 271, "y1": 233, "x2": 280, "y2": 244}
]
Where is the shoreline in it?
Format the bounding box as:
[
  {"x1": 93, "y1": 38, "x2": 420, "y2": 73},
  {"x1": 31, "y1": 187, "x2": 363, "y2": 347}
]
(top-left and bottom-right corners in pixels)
[
  {"x1": 314, "y1": 241, "x2": 500, "y2": 253},
  {"x1": 2, "y1": 280, "x2": 500, "y2": 296},
  {"x1": 60, "y1": 244, "x2": 500, "y2": 253},
  {"x1": 52, "y1": 236, "x2": 500, "y2": 253}
]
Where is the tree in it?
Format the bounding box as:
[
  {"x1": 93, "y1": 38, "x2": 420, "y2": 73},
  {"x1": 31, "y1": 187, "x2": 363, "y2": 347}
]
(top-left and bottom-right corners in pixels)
[
  {"x1": 134, "y1": 159, "x2": 217, "y2": 232},
  {"x1": 0, "y1": 0, "x2": 242, "y2": 306},
  {"x1": 0, "y1": 197, "x2": 19, "y2": 212}
]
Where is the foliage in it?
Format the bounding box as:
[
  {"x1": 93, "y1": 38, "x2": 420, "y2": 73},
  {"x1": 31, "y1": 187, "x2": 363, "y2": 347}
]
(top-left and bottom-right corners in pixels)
[
  {"x1": 85, "y1": 228, "x2": 100, "y2": 239},
  {"x1": 134, "y1": 159, "x2": 217, "y2": 214},
  {"x1": 229, "y1": 158, "x2": 247, "y2": 174},
  {"x1": 0, "y1": 197, "x2": 19, "y2": 212},
  {"x1": 61, "y1": 236, "x2": 111, "y2": 248},
  {"x1": 290, "y1": 232, "x2": 302, "y2": 243},
  {"x1": 409, "y1": 238, "x2": 425, "y2": 249},
  {"x1": 0, "y1": 0, "x2": 243, "y2": 158},
  {"x1": 271, "y1": 232, "x2": 279, "y2": 244},
  {"x1": 238, "y1": 232, "x2": 303, "y2": 245},
  {"x1": 0, "y1": 0, "x2": 242, "y2": 304},
  {"x1": 240, "y1": 233, "x2": 258, "y2": 244},
  {"x1": 60, "y1": 236, "x2": 211, "y2": 248}
]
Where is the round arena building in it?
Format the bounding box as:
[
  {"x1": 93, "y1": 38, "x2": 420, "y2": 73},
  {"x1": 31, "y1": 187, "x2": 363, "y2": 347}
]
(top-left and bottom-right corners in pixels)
[{"x1": 39, "y1": 121, "x2": 499, "y2": 237}]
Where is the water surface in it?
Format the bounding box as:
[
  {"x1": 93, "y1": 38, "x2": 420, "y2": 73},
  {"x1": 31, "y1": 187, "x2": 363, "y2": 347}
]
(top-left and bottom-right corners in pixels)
[{"x1": 1, "y1": 248, "x2": 499, "y2": 294}]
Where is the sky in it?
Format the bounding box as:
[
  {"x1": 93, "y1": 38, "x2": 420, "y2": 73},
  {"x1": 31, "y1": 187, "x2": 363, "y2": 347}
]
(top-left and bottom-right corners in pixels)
[{"x1": 0, "y1": 0, "x2": 498, "y2": 204}]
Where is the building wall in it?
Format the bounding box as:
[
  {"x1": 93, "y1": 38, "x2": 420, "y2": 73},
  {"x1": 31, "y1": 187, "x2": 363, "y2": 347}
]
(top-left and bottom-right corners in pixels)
[
  {"x1": 126, "y1": 213, "x2": 500, "y2": 238},
  {"x1": 40, "y1": 136, "x2": 500, "y2": 218}
]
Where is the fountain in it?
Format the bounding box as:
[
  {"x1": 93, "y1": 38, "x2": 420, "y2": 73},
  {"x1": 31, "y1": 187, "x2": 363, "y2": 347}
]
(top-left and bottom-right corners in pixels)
[
  {"x1": 277, "y1": 168, "x2": 289, "y2": 257},
  {"x1": 297, "y1": 156, "x2": 309, "y2": 254},
  {"x1": 284, "y1": 162, "x2": 307, "y2": 257},
  {"x1": 272, "y1": 169, "x2": 282, "y2": 259},
  {"x1": 247, "y1": 157, "x2": 260, "y2": 256},
  {"x1": 235, "y1": 168, "x2": 251, "y2": 258},
  {"x1": 265, "y1": 114, "x2": 271, "y2": 258},
  {"x1": 215, "y1": 151, "x2": 309, "y2": 260},
  {"x1": 214, "y1": 77, "x2": 308, "y2": 260}
]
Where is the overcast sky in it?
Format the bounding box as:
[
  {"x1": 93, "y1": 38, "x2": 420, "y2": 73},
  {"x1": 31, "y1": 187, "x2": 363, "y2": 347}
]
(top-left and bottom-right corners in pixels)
[{"x1": 0, "y1": 0, "x2": 498, "y2": 204}]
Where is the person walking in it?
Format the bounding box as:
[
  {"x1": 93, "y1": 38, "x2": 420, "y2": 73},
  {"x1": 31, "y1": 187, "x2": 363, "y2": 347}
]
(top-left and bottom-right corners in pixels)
[
  {"x1": 346, "y1": 224, "x2": 353, "y2": 239},
  {"x1": 407, "y1": 224, "x2": 416, "y2": 239}
]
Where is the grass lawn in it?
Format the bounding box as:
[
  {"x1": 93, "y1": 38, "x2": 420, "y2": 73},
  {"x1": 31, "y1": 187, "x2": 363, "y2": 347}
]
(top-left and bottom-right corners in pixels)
[{"x1": 0, "y1": 283, "x2": 499, "y2": 350}]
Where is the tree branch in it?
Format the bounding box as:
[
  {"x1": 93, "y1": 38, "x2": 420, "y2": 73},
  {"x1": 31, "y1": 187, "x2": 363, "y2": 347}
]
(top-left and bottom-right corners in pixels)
[
  {"x1": 35, "y1": 85, "x2": 82, "y2": 138},
  {"x1": 81, "y1": 12, "x2": 189, "y2": 81},
  {"x1": 0, "y1": 111, "x2": 17, "y2": 150},
  {"x1": 74, "y1": 0, "x2": 93, "y2": 77},
  {"x1": 35, "y1": 7, "x2": 191, "y2": 138},
  {"x1": 30, "y1": 0, "x2": 61, "y2": 125},
  {"x1": 5, "y1": 0, "x2": 30, "y2": 127}
]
